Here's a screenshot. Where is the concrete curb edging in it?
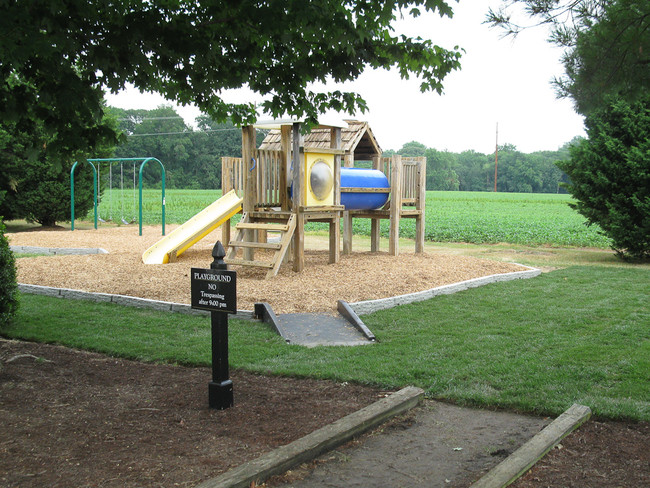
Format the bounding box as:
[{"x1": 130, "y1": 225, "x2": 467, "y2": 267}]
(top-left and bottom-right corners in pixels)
[
  {"x1": 193, "y1": 386, "x2": 424, "y2": 488},
  {"x1": 470, "y1": 403, "x2": 592, "y2": 488},
  {"x1": 349, "y1": 266, "x2": 541, "y2": 315},
  {"x1": 17, "y1": 284, "x2": 256, "y2": 320},
  {"x1": 10, "y1": 245, "x2": 108, "y2": 255}
]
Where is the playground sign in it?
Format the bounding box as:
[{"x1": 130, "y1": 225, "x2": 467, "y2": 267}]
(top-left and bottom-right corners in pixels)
[
  {"x1": 191, "y1": 268, "x2": 237, "y2": 314},
  {"x1": 192, "y1": 241, "x2": 236, "y2": 410}
]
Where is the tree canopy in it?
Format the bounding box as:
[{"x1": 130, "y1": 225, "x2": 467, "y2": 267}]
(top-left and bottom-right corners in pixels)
[
  {"x1": 487, "y1": 0, "x2": 649, "y2": 115},
  {"x1": 1, "y1": 0, "x2": 462, "y2": 160}
]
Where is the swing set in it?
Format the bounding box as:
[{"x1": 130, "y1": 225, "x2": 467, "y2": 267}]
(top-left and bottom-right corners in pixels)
[{"x1": 70, "y1": 157, "x2": 166, "y2": 236}]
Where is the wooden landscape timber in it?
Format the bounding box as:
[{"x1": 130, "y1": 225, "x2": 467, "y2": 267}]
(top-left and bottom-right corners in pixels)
[{"x1": 221, "y1": 120, "x2": 426, "y2": 278}]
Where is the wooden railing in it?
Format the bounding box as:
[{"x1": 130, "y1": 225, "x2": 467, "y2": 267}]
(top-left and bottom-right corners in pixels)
[
  {"x1": 380, "y1": 156, "x2": 426, "y2": 206},
  {"x1": 222, "y1": 149, "x2": 284, "y2": 208},
  {"x1": 221, "y1": 156, "x2": 245, "y2": 197},
  {"x1": 255, "y1": 149, "x2": 284, "y2": 208},
  {"x1": 223, "y1": 153, "x2": 425, "y2": 209}
]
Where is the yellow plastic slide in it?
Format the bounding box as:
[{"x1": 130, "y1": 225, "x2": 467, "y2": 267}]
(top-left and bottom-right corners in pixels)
[{"x1": 142, "y1": 190, "x2": 243, "y2": 264}]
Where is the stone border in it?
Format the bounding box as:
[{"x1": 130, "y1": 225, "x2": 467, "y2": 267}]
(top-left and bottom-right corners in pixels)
[
  {"x1": 10, "y1": 245, "x2": 108, "y2": 255},
  {"x1": 349, "y1": 266, "x2": 541, "y2": 315},
  {"x1": 17, "y1": 284, "x2": 255, "y2": 320},
  {"x1": 470, "y1": 404, "x2": 592, "y2": 488},
  {"x1": 194, "y1": 386, "x2": 424, "y2": 488}
]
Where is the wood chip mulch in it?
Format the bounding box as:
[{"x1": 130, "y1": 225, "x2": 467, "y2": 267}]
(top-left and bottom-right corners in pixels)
[{"x1": 10, "y1": 225, "x2": 527, "y2": 314}]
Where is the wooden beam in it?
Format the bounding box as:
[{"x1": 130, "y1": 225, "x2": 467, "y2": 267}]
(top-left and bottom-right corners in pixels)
[
  {"x1": 303, "y1": 147, "x2": 346, "y2": 155},
  {"x1": 236, "y1": 222, "x2": 291, "y2": 231},
  {"x1": 330, "y1": 127, "x2": 342, "y2": 264},
  {"x1": 415, "y1": 157, "x2": 426, "y2": 253},
  {"x1": 293, "y1": 211, "x2": 305, "y2": 272},
  {"x1": 292, "y1": 123, "x2": 305, "y2": 272},
  {"x1": 280, "y1": 125, "x2": 291, "y2": 211},
  {"x1": 242, "y1": 125, "x2": 257, "y2": 261},
  {"x1": 371, "y1": 219, "x2": 380, "y2": 252},
  {"x1": 222, "y1": 220, "x2": 231, "y2": 251},
  {"x1": 389, "y1": 154, "x2": 402, "y2": 256},
  {"x1": 340, "y1": 187, "x2": 391, "y2": 193},
  {"x1": 342, "y1": 211, "x2": 353, "y2": 255},
  {"x1": 344, "y1": 153, "x2": 354, "y2": 168}
]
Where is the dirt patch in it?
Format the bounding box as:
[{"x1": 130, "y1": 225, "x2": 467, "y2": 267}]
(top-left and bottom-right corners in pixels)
[
  {"x1": 265, "y1": 402, "x2": 551, "y2": 487},
  {"x1": 0, "y1": 339, "x2": 386, "y2": 487},
  {"x1": 4, "y1": 339, "x2": 646, "y2": 488},
  {"x1": 9, "y1": 225, "x2": 526, "y2": 313},
  {"x1": 512, "y1": 420, "x2": 650, "y2": 487}
]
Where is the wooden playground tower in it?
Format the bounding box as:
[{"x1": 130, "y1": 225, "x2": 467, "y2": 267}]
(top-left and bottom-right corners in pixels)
[{"x1": 221, "y1": 120, "x2": 426, "y2": 278}]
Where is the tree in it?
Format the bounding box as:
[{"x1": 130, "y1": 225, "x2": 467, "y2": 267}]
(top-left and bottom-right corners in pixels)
[
  {"x1": 487, "y1": 0, "x2": 649, "y2": 115},
  {"x1": 424, "y1": 148, "x2": 459, "y2": 190},
  {"x1": 111, "y1": 106, "x2": 194, "y2": 188},
  {"x1": 398, "y1": 141, "x2": 427, "y2": 158},
  {"x1": 557, "y1": 96, "x2": 650, "y2": 259},
  {"x1": 455, "y1": 150, "x2": 491, "y2": 191},
  {"x1": 2, "y1": 1, "x2": 463, "y2": 162},
  {"x1": 0, "y1": 218, "x2": 18, "y2": 328},
  {"x1": 490, "y1": 1, "x2": 649, "y2": 257},
  {"x1": 0, "y1": 109, "x2": 117, "y2": 226}
]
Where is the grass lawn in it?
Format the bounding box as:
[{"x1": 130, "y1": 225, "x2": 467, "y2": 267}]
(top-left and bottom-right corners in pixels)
[{"x1": 4, "y1": 265, "x2": 648, "y2": 422}]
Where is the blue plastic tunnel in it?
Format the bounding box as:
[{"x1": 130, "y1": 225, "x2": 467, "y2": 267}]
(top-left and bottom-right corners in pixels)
[{"x1": 340, "y1": 168, "x2": 390, "y2": 210}]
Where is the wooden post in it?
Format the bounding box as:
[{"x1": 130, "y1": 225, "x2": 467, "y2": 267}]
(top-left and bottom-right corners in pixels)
[
  {"x1": 389, "y1": 154, "x2": 402, "y2": 256},
  {"x1": 242, "y1": 125, "x2": 256, "y2": 261},
  {"x1": 344, "y1": 153, "x2": 354, "y2": 168},
  {"x1": 371, "y1": 154, "x2": 381, "y2": 252},
  {"x1": 221, "y1": 157, "x2": 232, "y2": 249},
  {"x1": 329, "y1": 127, "x2": 342, "y2": 264},
  {"x1": 280, "y1": 125, "x2": 291, "y2": 212},
  {"x1": 343, "y1": 211, "x2": 353, "y2": 255},
  {"x1": 342, "y1": 149, "x2": 353, "y2": 255},
  {"x1": 292, "y1": 123, "x2": 305, "y2": 272},
  {"x1": 415, "y1": 157, "x2": 426, "y2": 253}
]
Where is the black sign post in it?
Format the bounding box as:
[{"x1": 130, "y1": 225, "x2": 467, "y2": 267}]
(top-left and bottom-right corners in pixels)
[{"x1": 191, "y1": 241, "x2": 236, "y2": 409}]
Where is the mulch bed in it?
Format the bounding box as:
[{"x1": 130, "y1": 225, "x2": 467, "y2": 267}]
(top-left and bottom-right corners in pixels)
[
  {"x1": 0, "y1": 339, "x2": 387, "y2": 487},
  {"x1": 512, "y1": 420, "x2": 650, "y2": 487}
]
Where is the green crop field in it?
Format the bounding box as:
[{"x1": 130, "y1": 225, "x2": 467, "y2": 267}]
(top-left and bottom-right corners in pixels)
[
  {"x1": 423, "y1": 192, "x2": 610, "y2": 248},
  {"x1": 93, "y1": 189, "x2": 610, "y2": 248}
]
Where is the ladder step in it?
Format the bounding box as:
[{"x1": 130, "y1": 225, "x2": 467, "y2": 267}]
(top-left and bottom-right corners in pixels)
[
  {"x1": 235, "y1": 222, "x2": 289, "y2": 232},
  {"x1": 225, "y1": 258, "x2": 275, "y2": 269},
  {"x1": 228, "y1": 241, "x2": 282, "y2": 250}
]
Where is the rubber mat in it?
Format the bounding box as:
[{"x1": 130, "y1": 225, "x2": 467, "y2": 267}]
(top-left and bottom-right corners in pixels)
[{"x1": 277, "y1": 313, "x2": 374, "y2": 347}]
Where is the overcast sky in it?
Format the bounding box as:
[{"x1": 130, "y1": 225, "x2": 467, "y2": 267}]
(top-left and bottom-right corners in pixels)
[{"x1": 106, "y1": 1, "x2": 586, "y2": 154}]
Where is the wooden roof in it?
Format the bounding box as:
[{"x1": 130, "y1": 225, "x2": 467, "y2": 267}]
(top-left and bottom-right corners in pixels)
[{"x1": 259, "y1": 120, "x2": 382, "y2": 160}]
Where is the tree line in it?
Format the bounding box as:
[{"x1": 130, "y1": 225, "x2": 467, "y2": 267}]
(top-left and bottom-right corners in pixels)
[
  {"x1": 109, "y1": 106, "x2": 268, "y2": 190},
  {"x1": 111, "y1": 106, "x2": 574, "y2": 194},
  {"x1": 387, "y1": 141, "x2": 573, "y2": 193}
]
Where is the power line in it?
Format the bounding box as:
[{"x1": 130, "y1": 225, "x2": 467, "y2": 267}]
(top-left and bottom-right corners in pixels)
[
  {"x1": 127, "y1": 127, "x2": 240, "y2": 137},
  {"x1": 117, "y1": 116, "x2": 185, "y2": 121}
]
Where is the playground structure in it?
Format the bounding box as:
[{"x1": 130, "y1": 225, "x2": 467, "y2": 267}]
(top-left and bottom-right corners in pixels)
[
  {"x1": 138, "y1": 120, "x2": 425, "y2": 273},
  {"x1": 70, "y1": 157, "x2": 166, "y2": 237},
  {"x1": 219, "y1": 119, "x2": 426, "y2": 278}
]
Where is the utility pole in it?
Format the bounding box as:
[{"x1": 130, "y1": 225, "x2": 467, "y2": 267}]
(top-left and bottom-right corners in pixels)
[{"x1": 494, "y1": 122, "x2": 499, "y2": 192}]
